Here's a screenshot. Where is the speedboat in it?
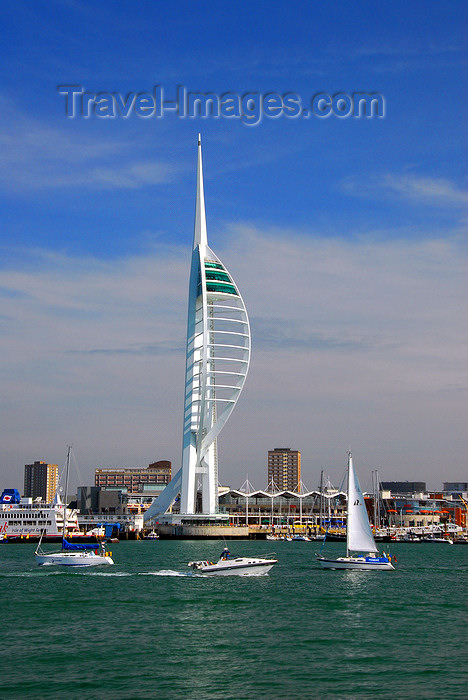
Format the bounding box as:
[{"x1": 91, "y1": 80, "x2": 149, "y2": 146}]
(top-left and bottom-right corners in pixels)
[{"x1": 188, "y1": 548, "x2": 277, "y2": 576}]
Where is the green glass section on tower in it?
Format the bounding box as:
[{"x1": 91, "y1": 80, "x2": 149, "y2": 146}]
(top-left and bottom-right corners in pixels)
[
  {"x1": 206, "y1": 282, "x2": 237, "y2": 295},
  {"x1": 197, "y1": 260, "x2": 238, "y2": 297},
  {"x1": 205, "y1": 271, "x2": 231, "y2": 282}
]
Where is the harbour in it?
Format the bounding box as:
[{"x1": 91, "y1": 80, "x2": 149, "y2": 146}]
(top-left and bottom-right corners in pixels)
[
  {"x1": 1, "y1": 539, "x2": 466, "y2": 699},
  {"x1": 1, "y1": 5, "x2": 465, "y2": 700}
]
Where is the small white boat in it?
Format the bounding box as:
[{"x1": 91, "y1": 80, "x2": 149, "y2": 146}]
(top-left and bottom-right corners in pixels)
[
  {"x1": 188, "y1": 548, "x2": 277, "y2": 576},
  {"x1": 35, "y1": 541, "x2": 114, "y2": 567},
  {"x1": 144, "y1": 530, "x2": 159, "y2": 540},
  {"x1": 35, "y1": 447, "x2": 114, "y2": 567},
  {"x1": 400, "y1": 534, "x2": 421, "y2": 542},
  {"x1": 317, "y1": 453, "x2": 395, "y2": 571},
  {"x1": 290, "y1": 534, "x2": 310, "y2": 541},
  {"x1": 421, "y1": 535, "x2": 453, "y2": 544}
]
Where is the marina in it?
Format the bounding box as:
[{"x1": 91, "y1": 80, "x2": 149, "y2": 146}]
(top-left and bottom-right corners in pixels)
[
  {"x1": 1, "y1": 539, "x2": 466, "y2": 699},
  {"x1": 1, "y1": 2, "x2": 465, "y2": 699}
]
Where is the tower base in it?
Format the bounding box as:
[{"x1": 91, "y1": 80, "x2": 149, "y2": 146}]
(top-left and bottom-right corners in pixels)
[
  {"x1": 157, "y1": 512, "x2": 230, "y2": 526},
  {"x1": 155, "y1": 523, "x2": 266, "y2": 540}
]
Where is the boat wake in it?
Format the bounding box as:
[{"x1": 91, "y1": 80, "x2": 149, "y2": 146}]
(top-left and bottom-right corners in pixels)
[
  {"x1": 140, "y1": 569, "x2": 193, "y2": 577},
  {"x1": 84, "y1": 571, "x2": 130, "y2": 576}
]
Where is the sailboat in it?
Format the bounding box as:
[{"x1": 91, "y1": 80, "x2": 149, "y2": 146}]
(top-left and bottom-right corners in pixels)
[
  {"x1": 316, "y1": 452, "x2": 395, "y2": 571},
  {"x1": 35, "y1": 447, "x2": 114, "y2": 567}
]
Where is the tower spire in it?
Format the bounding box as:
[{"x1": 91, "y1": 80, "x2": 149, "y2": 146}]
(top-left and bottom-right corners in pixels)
[{"x1": 194, "y1": 134, "x2": 207, "y2": 249}]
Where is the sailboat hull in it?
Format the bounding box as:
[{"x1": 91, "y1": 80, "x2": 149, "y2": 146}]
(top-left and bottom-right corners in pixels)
[
  {"x1": 317, "y1": 555, "x2": 394, "y2": 571},
  {"x1": 35, "y1": 552, "x2": 114, "y2": 566}
]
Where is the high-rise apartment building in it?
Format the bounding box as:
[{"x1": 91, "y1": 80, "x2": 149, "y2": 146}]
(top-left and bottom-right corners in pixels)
[
  {"x1": 24, "y1": 461, "x2": 59, "y2": 502},
  {"x1": 268, "y1": 448, "x2": 301, "y2": 491},
  {"x1": 95, "y1": 461, "x2": 171, "y2": 493}
]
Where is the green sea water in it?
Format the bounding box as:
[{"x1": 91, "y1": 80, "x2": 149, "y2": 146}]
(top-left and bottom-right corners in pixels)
[{"x1": 1, "y1": 540, "x2": 466, "y2": 699}]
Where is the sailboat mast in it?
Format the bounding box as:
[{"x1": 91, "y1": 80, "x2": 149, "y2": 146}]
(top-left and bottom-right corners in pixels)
[
  {"x1": 319, "y1": 470, "x2": 324, "y2": 533},
  {"x1": 376, "y1": 469, "x2": 380, "y2": 529},
  {"x1": 62, "y1": 446, "x2": 72, "y2": 543},
  {"x1": 372, "y1": 470, "x2": 377, "y2": 532},
  {"x1": 346, "y1": 453, "x2": 351, "y2": 558}
]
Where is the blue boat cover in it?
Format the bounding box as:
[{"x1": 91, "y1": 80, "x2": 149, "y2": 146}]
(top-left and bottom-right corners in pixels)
[
  {"x1": 104, "y1": 523, "x2": 121, "y2": 536},
  {"x1": 62, "y1": 539, "x2": 99, "y2": 551}
]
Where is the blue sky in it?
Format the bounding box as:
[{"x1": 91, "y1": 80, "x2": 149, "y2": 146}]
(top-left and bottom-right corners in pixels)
[{"x1": 1, "y1": 1, "x2": 466, "y2": 491}]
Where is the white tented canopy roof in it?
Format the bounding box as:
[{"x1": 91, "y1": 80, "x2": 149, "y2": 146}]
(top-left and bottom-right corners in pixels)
[{"x1": 221, "y1": 488, "x2": 346, "y2": 500}]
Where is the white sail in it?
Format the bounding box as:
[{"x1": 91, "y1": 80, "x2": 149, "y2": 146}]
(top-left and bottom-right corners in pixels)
[{"x1": 347, "y1": 453, "x2": 378, "y2": 553}]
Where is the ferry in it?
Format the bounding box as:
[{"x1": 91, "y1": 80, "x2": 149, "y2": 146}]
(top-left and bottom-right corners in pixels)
[{"x1": 0, "y1": 489, "x2": 79, "y2": 540}]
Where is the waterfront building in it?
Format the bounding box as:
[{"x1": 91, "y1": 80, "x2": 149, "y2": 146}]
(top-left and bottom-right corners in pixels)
[
  {"x1": 75, "y1": 484, "x2": 170, "y2": 536},
  {"x1": 24, "y1": 460, "x2": 59, "y2": 503},
  {"x1": 78, "y1": 484, "x2": 167, "y2": 516},
  {"x1": 380, "y1": 480, "x2": 426, "y2": 494},
  {"x1": 268, "y1": 448, "x2": 301, "y2": 491},
  {"x1": 94, "y1": 461, "x2": 171, "y2": 493},
  {"x1": 217, "y1": 485, "x2": 465, "y2": 535},
  {"x1": 379, "y1": 487, "x2": 467, "y2": 530},
  {"x1": 145, "y1": 136, "x2": 251, "y2": 526},
  {"x1": 443, "y1": 481, "x2": 468, "y2": 495}
]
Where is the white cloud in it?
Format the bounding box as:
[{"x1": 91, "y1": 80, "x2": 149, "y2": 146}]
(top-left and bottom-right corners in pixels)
[
  {"x1": 382, "y1": 175, "x2": 468, "y2": 206},
  {"x1": 1, "y1": 228, "x2": 466, "y2": 491},
  {"x1": 0, "y1": 97, "x2": 179, "y2": 190},
  {"x1": 341, "y1": 173, "x2": 468, "y2": 208}
]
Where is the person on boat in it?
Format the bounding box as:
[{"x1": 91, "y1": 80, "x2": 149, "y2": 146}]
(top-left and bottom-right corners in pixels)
[{"x1": 221, "y1": 547, "x2": 231, "y2": 560}]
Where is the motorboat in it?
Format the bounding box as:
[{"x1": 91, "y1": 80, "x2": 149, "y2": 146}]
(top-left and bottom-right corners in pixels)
[
  {"x1": 188, "y1": 548, "x2": 277, "y2": 576},
  {"x1": 398, "y1": 533, "x2": 421, "y2": 542}
]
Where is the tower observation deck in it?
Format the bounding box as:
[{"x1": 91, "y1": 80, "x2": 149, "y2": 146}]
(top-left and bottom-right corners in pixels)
[{"x1": 144, "y1": 136, "x2": 251, "y2": 525}]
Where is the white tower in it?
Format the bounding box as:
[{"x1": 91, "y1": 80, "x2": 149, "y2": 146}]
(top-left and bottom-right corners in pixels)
[{"x1": 144, "y1": 136, "x2": 251, "y2": 524}]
